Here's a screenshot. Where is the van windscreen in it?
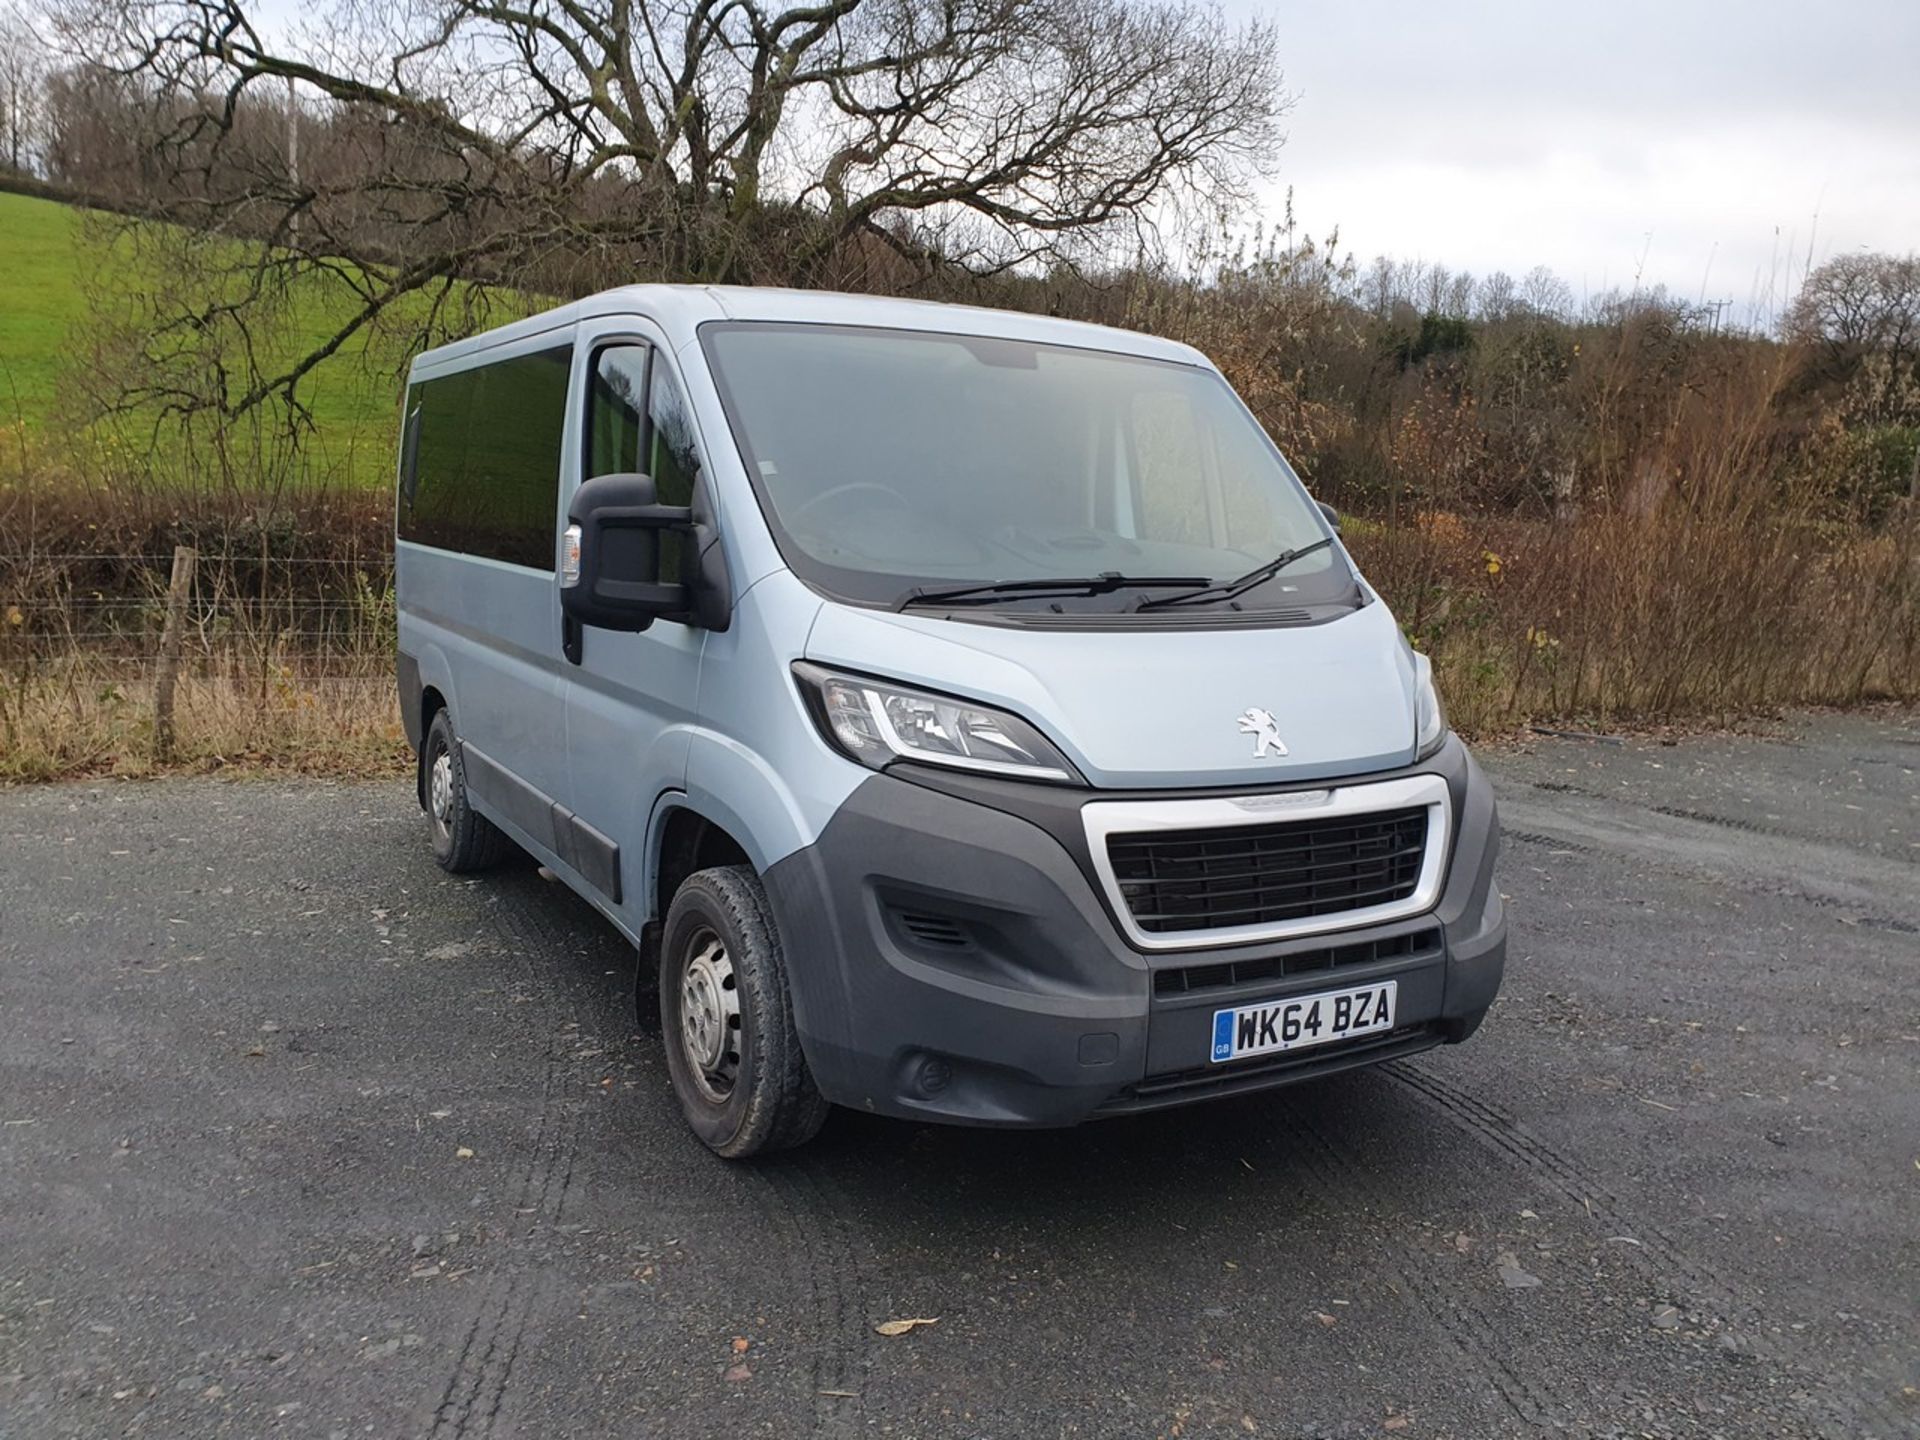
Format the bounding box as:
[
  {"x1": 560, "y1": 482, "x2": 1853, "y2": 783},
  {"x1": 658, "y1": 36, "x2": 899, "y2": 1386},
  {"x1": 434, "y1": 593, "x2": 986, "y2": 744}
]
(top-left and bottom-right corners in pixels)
[{"x1": 701, "y1": 322, "x2": 1345, "y2": 613}]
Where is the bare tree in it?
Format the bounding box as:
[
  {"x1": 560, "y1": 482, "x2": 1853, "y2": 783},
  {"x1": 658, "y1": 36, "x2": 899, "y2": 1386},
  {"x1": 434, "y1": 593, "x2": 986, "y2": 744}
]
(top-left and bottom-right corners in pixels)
[
  {"x1": 1519, "y1": 265, "x2": 1572, "y2": 321},
  {"x1": 1473, "y1": 269, "x2": 1516, "y2": 322},
  {"x1": 53, "y1": 0, "x2": 1287, "y2": 428},
  {"x1": 0, "y1": 4, "x2": 47, "y2": 174},
  {"x1": 1786, "y1": 251, "x2": 1920, "y2": 374}
]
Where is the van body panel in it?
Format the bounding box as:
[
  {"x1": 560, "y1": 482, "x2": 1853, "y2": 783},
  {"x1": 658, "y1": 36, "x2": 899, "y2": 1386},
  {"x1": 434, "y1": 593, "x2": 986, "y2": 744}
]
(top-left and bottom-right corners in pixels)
[
  {"x1": 803, "y1": 598, "x2": 1420, "y2": 788},
  {"x1": 396, "y1": 543, "x2": 569, "y2": 808},
  {"x1": 681, "y1": 569, "x2": 856, "y2": 878},
  {"x1": 561, "y1": 616, "x2": 704, "y2": 910}
]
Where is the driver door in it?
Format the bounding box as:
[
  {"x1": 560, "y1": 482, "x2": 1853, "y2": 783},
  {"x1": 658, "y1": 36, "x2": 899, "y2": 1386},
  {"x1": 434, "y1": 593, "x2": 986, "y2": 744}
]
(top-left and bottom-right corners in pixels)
[{"x1": 560, "y1": 332, "x2": 710, "y2": 928}]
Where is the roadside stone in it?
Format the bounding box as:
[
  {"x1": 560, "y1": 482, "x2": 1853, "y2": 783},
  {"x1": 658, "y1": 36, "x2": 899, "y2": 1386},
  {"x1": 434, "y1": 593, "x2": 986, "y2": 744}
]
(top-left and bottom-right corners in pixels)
[{"x1": 1496, "y1": 1251, "x2": 1542, "y2": 1289}]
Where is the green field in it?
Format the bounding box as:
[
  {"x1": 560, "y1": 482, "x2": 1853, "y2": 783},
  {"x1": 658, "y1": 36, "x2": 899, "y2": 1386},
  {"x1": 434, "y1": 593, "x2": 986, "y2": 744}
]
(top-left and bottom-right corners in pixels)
[{"x1": 0, "y1": 190, "x2": 540, "y2": 488}]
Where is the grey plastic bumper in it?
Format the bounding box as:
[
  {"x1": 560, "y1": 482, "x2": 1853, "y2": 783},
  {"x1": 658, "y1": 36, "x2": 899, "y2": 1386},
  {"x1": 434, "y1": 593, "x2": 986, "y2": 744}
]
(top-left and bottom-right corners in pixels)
[{"x1": 761, "y1": 737, "x2": 1506, "y2": 1127}]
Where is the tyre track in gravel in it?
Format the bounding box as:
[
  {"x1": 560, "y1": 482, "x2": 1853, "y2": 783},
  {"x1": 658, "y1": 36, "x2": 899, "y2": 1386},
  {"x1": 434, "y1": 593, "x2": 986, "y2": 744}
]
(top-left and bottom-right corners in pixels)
[
  {"x1": 1381, "y1": 1059, "x2": 1910, "y2": 1440},
  {"x1": 1501, "y1": 825, "x2": 1920, "y2": 936},
  {"x1": 1262, "y1": 1102, "x2": 1571, "y2": 1433},
  {"x1": 744, "y1": 1162, "x2": 871, "y2": 1437},
  {"x1": 426, "y1": 889, "x2": 596, "y2": 1439}
]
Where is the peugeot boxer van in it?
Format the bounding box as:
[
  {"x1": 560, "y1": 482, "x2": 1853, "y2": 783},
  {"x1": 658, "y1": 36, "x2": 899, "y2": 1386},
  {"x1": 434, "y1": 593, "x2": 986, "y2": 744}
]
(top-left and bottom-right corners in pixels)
[{"x1": 394, "y1": 286, "x2": 1506, "y2": 1157}]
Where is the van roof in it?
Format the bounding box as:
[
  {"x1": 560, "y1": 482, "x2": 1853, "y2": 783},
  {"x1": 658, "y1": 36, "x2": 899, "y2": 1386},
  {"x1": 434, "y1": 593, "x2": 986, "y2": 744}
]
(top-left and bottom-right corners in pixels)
[{"x1": 409, "y1": 284, "x2": 1210, "y2": 375}]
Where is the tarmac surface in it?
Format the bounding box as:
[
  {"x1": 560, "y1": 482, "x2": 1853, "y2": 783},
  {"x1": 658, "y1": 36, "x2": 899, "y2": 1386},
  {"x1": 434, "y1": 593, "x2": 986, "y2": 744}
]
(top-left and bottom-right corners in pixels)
[{"x1": 1, "y1": 709, "x2": 1915, "y2": 1439}]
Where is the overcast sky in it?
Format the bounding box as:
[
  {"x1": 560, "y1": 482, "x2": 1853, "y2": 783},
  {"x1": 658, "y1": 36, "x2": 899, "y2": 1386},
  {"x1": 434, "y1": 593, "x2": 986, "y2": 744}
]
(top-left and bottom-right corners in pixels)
[{"x1": 1235, "y1": 0, "x2": 1920, "y2": 322}]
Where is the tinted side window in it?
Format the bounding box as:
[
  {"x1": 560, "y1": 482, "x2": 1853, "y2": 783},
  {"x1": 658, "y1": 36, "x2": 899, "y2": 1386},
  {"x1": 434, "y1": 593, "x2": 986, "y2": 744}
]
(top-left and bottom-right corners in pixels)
[
  {"x1": 584, "y1": 344, "x2": 703, "y2": 585},
  {"x1": 586, "y1": 344, "x2": 648, "y2": 479},
  {"x1": 400, "y1": 367, "x2": 479, "y2": 555},
  {"x1": 647, "y1": 362, "x2": 701, "y2": 508},
  {"x1": 398, "y1": 344, "x2": 573, "y2": 570}
]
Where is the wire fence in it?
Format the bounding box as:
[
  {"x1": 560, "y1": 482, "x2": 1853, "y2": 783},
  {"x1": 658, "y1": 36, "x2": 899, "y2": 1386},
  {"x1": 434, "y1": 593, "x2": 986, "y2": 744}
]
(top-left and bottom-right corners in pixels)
[
  {"x1": 0, "y1": 544, "x2": 404, "y2": 778},
  {"x1": 2, "y1": 546, "x2": 398, "y2": 674}
]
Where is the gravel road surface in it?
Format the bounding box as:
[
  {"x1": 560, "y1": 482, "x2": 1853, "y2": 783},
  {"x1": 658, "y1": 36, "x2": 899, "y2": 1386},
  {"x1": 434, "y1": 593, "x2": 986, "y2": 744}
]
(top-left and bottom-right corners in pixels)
[{"x1": 2, "y1": 710, "x2": 1915, "y2": 1439}]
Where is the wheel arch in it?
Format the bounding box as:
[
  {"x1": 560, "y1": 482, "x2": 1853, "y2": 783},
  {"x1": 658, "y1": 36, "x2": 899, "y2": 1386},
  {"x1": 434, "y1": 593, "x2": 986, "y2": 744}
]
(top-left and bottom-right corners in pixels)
[
  {"x1": 414, "y1": 685, "x2": 452, "y2": 810},
  {"x1": 648, "y1": 799, "x2": 753, "y2": 925},
  {"x1": 404, "y1": 641, "x2": 458, "y2": 810}
]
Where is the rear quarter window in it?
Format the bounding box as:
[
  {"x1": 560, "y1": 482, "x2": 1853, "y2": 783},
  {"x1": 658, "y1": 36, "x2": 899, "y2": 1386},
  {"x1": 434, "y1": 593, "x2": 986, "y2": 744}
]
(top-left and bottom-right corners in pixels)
[{"x1": 399, "y1": 344, "x2": 573, "y2": 570}]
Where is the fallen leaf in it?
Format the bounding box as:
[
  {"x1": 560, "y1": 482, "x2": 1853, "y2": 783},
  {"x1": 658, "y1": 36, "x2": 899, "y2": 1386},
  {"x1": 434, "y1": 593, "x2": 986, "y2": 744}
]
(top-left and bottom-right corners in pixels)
[
  {"x1": 1313, "y1": 1311, "x2": 1338, "y2": 1327},
  {"x1": 731, "y1": 1337, "x2": 750, "y2": 1354},
  {"x1": 724, "y1": 1363, "x2": 751, "y2": 1382},
  {"x1": 1384, "y1": 1418, "x2": 1411, "y2": 1432},
  {"x1": 873, "y1": 1317, "x2": 940, "y2": 1337}
]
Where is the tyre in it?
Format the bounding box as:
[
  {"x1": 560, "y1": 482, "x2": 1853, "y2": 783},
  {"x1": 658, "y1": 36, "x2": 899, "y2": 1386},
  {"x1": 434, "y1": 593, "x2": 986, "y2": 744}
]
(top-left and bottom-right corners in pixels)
[
  {"x1": 422, "y1": 708, "x2": 512, "y2": 873},
  {"x1": 660, "y1": 865, "x2": 830, "y2": 1158}
]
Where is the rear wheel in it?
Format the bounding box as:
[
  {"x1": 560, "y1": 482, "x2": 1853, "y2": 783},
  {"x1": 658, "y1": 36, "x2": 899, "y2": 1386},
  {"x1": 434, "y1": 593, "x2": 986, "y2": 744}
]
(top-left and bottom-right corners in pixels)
[
  {"x1": 422, "y1": 708, "x2": 511, "y2": 873},
  {"x1": 660, "y1": 865, "x2": 829, "y2": 1158}
]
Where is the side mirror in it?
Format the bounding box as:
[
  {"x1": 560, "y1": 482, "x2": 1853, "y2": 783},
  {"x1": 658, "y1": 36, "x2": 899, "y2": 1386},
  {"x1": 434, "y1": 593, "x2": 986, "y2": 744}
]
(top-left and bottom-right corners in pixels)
[
  {"x1": 560, "y1": 472, "x2": 692, "y2": 633},
  {"x1": 1316, "y1": 500, "x2": 1343, "y2": 535}
]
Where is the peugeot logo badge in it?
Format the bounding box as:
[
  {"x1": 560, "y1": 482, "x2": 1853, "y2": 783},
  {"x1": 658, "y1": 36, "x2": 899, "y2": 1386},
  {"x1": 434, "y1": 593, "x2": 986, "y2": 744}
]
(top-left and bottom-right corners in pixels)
[{"x1": 1238, "y1": 707, "x2": 1288, "y2": 758}]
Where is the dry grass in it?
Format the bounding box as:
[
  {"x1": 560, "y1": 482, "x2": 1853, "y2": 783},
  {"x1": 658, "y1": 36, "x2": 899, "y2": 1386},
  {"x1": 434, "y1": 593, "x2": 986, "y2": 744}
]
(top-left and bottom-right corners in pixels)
[
  {"x1": 6, "y1": 508, "x2": 1912, "y2": 783},
  {"x1": 0, "y1": 655, "x2": 409, "y2": 783},
  {"x1": 1349, "y1": 516, "x2": 1919, "y2": 736},
  {"x1": 1, "y1": 454, "x2": 408, "y2": 781}
]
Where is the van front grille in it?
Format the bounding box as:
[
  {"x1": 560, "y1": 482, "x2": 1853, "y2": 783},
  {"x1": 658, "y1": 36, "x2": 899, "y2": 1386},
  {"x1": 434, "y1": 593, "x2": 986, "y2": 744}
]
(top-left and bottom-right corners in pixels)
[
  {"x1": 894, "y1": 910, "x2": 971, "y2": 949},
  {"x1": 1108, "y1": 806, "x2": 1429, "y2": 936},
  {"x1": 1153, "y1": 926, "x2": 1442, "y2": 997}
]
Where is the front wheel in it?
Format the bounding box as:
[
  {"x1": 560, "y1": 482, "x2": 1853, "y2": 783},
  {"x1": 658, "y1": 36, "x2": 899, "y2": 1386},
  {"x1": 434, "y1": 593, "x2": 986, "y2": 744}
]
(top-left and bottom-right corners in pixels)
[{"x1": 659, "y1": 865, "x2": 829, "y2": 1158}]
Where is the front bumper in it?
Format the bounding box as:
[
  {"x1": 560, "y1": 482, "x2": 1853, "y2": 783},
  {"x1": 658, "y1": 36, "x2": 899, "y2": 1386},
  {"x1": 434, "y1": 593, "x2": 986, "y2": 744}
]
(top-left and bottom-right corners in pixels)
[{"x1": 761, "y1": 736, "x2": 1506, "y2": 1127}]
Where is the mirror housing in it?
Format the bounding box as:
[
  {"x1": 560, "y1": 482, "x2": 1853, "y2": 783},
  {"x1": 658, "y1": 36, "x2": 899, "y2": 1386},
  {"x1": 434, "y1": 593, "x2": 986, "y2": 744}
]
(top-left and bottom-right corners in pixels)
[
  {"x1": 560, "y1": 472, "x2": 691, "y2": 633},
  {"x1": 1316, "y1": 499, "x2": 1343, "y2": 535}
]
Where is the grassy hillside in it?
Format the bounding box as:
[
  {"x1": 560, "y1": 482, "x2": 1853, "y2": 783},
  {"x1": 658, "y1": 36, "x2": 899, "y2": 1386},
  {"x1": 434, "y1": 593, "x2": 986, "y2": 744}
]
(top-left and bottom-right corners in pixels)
[
  {"x1": 0, "y1": 190, "x2": 440, "y2": 487},
  {"x1": 0, "y1": 189, "x2": 91, "y2": 428}
]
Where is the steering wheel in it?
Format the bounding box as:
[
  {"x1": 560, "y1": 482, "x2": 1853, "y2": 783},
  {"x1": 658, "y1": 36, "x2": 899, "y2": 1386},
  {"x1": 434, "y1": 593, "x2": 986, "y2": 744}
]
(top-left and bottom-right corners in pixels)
[{"x1": 788, "y1": 482, "x2": 914, "y2": 530}]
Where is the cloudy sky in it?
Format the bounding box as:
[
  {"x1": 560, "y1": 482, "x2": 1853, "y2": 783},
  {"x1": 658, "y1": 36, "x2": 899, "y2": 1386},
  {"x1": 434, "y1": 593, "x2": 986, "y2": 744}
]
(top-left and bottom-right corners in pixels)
[{"x1": 1235, "y1": 0, "x2": 1920, "y2": 322}]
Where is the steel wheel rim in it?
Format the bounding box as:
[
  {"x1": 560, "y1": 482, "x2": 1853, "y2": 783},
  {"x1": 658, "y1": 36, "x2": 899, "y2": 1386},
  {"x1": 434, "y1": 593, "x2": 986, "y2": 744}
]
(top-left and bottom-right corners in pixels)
[
  {"x1": 429, "y1": 750, "x2": 454, "y2": 829},
  {"x1": 678, "y1": 928, "x2": 742, "y2": 1104}
]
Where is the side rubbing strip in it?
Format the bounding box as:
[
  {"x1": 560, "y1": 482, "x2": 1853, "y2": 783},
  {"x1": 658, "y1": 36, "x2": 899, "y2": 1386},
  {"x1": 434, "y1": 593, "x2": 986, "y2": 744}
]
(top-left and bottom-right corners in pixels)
[
  {"x1": 461, "y1": 743, "x2": 622, "y2": 903},
  {"x1": 461, "y1": 743, "x2": 556, "y2": 848},
  {"x1": 568, "y1": 813, "x2": 622, "y2": 903},
  {"x1": 550, "y1": 802, "x2": 623, "y2": 904}
]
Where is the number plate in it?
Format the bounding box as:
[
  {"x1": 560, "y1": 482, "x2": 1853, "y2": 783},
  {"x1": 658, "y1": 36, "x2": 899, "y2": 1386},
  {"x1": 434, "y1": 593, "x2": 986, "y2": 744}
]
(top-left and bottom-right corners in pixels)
[{"x1": 1209, "y1": 980, "x2": 1398, "y2": 1064}]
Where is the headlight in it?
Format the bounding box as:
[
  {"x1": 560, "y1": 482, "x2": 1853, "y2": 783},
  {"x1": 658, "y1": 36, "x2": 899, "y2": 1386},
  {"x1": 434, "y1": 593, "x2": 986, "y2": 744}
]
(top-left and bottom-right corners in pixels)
[
  {"x1": 794, "y1": 663, "x2": 1081, "y2": 783},
  {"x1": 1413, "y1": 652, "x2": 1448, "y2": 760}
]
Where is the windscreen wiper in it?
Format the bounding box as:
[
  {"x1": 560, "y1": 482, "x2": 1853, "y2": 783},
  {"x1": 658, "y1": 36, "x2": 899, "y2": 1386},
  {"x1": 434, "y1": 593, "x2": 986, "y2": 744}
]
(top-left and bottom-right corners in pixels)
[
  {"x1": 1132, "y1": 538, "x2": 1336, "y2": 612},
  {"x1": 896, "y1": 571, "x2": 1209, "y2": 611}
]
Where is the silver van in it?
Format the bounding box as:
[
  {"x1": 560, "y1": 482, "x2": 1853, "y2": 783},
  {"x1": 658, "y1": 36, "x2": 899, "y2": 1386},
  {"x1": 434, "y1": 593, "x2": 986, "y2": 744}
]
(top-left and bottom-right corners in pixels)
[{"x1": 394, "y1": 287, "x2": 1506, "y2": 1157}]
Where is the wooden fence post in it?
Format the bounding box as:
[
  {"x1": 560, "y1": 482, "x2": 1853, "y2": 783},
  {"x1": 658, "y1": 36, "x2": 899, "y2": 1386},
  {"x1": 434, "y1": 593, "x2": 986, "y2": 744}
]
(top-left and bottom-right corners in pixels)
[{"x1": 153, "y1": 545, "x2": 197, "y2": 764}]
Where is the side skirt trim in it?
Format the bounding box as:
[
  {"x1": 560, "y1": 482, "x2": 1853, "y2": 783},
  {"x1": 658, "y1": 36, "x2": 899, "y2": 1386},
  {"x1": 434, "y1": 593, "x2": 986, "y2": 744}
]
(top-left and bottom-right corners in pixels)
[{"x1": 462, "y1": 742, "x2": 623, "y2": 904}]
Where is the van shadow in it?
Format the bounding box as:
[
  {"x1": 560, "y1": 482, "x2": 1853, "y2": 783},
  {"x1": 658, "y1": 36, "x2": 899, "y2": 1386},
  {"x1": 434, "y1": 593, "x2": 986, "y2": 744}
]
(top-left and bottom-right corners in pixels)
[{"x1": 483, "y1": 849, "x2": 1486, "y2": 1240}]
